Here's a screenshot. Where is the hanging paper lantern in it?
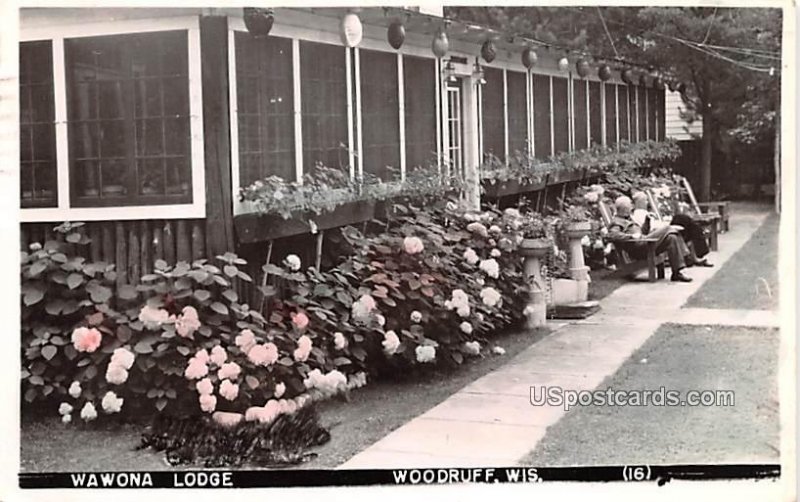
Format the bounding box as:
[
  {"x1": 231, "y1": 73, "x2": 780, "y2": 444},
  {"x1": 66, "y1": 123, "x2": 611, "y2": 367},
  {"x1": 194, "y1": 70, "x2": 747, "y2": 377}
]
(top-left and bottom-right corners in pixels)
[
  {"x1": 521, "y1": 47, "x2": 538, "y2": 69},
  {"x1": 598, "y1": 64, "x2": 612, "y2": 81},
  {"x1": 621, "y1": 69, "x2": 634, "y2": 85},
  {"x1": 432, "y1": 29, "x2": 449, "y2": 58},
  {"x1": 243, "y1": 8, "x2": 274, "y2": 38},
  {"x1": 576, "y1": 58, "x2": 591, "y2": 78},
  {"x1": 558, "y1": 57, "x2": 569, "y2": 72},
  {"x1": 481, "y1": 40, "x2": 497, "y2": 63},
  {"x1": 639, "y1": 74, "x2": 649, "y2": 87},
  {"x1": 340, "y1": 11, "x2": 363, "y2": 48},
  {"x1": 387, "y1": 20, "x2": 405, "y2": 50}
]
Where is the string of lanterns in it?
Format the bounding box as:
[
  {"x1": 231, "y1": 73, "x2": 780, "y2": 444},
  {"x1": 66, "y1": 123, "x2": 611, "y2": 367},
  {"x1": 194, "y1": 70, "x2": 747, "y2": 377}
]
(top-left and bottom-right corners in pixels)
[{"x1": 242, "y1": 7, "x2": 687, "y2": 93}]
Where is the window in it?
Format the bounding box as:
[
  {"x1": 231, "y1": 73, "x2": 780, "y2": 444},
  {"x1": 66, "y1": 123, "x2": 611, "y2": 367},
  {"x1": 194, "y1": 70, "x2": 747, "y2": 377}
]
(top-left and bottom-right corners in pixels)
[
  {"x1": 300, "y1": 41, "x2": 348, "y2": 174},
  {"x1": 619, "y1": 85, "x2": 630, "y2": 141},
  {"x1": 235, "y1": 32, "x2": 294, "y2": 186},
  {"x1": 20, "y1": 41, "x2": 57, "y2": 208},
  {"x1": 605, "y1": 83, "x2": 617, "y2": 145},
  {"x1": 506, "y1": 71, "x2": 528, "y2": 156},
  {"x1": 360, "y1": 49, "x2": 400, "y2": 181},
  {"x1": 572, "y1": 79, "x2": 588, "y2": 150},
  {"x1": 648, "y1": 88, "x2": 658, "y2": 141},
  {"x1": 532, "y1": 74, "x2": 551, "y2": 159},
  {"x1": 480, "y1": 67, "x2": 504, "y2": 161},
  {"x1": 65, "y1": 30, "x2": 192, "y2": 207},
  {"x1": 637, "y1": 86, "x2": 647, "y2": 142},
  {"x1": 403, "y1": 56, "x2": 437, "y2": 170},
  {"x1": 589, "y1": 81, "x2": 602, "y2": 146},
  {"x1": 552, "y1": 76, "x2": 569, "y2": 154}
]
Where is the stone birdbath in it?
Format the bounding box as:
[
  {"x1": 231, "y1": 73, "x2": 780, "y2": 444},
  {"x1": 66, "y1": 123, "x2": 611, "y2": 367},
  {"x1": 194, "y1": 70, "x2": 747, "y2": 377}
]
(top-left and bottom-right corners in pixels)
[{"x1": 519, "y1": 237, "x2": 551, "y2": 328}]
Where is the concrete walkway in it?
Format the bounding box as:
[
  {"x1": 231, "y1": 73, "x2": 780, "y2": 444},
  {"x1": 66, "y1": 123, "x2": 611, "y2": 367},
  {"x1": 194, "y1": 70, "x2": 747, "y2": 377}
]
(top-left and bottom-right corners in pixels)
[{"x1": 339, "y1": 206, "x2": 773, "y2": 468}]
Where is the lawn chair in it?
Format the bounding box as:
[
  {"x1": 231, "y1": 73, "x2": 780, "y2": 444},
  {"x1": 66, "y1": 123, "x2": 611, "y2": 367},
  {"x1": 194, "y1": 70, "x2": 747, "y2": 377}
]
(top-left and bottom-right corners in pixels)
[
  {"x1": 681, "y1": 176, "x2": 730, "y2": 233},
  {"x1": 646, "y1": 188, "x2": 712, "y2": 256},
  {"x1": 598, "y1": 200, "x2": 666, "y2": 282}
]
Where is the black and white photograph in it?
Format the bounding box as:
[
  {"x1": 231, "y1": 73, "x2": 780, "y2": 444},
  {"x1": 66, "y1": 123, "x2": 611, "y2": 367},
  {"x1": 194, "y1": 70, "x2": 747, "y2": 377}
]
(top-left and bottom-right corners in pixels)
[{"x1": 2, "y1": 2, "x2": 796, "y2": 499}]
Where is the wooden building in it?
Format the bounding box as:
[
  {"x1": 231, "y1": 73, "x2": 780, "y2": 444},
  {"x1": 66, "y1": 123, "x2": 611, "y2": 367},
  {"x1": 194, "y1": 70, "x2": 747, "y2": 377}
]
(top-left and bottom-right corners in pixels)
[{"x1": 18, "y1": 7, "x2": 667, "y2": 286}]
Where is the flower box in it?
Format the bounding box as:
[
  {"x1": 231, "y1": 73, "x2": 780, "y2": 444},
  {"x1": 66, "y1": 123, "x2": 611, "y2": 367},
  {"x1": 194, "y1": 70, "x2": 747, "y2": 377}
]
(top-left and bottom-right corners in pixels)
[
  {"x1": 234, "y1": 200, "x2": 377, "y2": 244},
  {"x1": 481, "y1": 178, "x2": 546, "y2": 198}
]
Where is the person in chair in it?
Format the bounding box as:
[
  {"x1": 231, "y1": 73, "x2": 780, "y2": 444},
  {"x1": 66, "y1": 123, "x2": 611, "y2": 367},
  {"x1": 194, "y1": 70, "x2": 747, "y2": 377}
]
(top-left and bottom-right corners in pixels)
[
  {"x1": 608, "y1": 195, "x2": 693, "y2": 282},
  {"x1": 631, "y1": 191, "x2": 713, "y2": 267}
]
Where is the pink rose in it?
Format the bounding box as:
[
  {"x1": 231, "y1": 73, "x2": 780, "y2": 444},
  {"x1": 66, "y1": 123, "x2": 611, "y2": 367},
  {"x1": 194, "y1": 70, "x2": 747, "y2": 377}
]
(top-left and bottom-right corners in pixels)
[
  {"x1": 219, "y1": 379, "x2": 239, "y2": 401},
  {"x1": 291, "y1": 312, "x2": 309, "y2": 330},
  {"x1": 217, "y1": 362, "x2": 241, "y2": 381},
  {"x1": 403, "y1": 236, "x2": 424, "y2": 255},
  {"x1": 105, "y1": 363, "x2": 128, "y2": 385},
  {"x1": 71, "y1": 327, "x2": 102, "y2": 353},
  {"x1": 210, "y1": 345, "x2": 227, "y2": 366},
  {"x1": 247, "y1": 343, "x2": 279, "y2": 367},
  {"x1": 212, "y1": 411, "x2": 243, "y2": 428},
  {"x1": 235, "y1": 329, "x2": 257, "y2": 353},
  {"x1": 195, "y1": 377, "x2": 213, "y2": 396},
  {"x1": 184, "y1": 358, "x2": 209, "y2": 380},
  {"x1": 199, "y1": 394, "x2": 217, "y2": 413}
]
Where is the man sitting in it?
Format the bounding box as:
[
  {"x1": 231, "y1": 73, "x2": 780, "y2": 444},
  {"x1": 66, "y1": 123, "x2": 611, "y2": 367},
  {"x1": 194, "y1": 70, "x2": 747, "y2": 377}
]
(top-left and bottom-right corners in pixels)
[
  {"x1": 631, "y1": 191, "x2": 713, "y2": 267},
  {"x1": 608, "y1": 195, "x2": 693, "y2": 282}
]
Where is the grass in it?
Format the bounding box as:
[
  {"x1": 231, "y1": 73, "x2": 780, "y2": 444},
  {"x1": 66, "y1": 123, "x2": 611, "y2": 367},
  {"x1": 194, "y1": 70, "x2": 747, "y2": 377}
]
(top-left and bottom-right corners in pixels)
[
  {"x1": 685, "y1": 213, "x2": 779, "y2": 311},
  {"x1": 21, "y1": 325, "x2": 552, "y2": 471},
  {"x1": 521, "y1": 323, "x2": 780, "y2": 466}
]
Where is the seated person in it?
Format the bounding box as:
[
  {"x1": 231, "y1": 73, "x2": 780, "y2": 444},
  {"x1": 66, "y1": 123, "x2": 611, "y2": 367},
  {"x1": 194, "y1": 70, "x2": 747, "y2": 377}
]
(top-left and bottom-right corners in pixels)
[
  {"x1": 607, "y1": 195, "x2": 693, "y2": 282},
  {"x1": 631, "y1": 191, "x2": 712, "y2": 267}
]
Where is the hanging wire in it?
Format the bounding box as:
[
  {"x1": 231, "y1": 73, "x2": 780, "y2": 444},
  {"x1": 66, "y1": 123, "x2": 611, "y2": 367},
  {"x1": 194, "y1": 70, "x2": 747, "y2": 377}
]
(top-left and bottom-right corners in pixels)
[
  {"x1": 596, "y1": 7, "x2": 620, "y2": 58},
  {"x1": 701, "y1": 7, "x2": 718, "y2": 45}
]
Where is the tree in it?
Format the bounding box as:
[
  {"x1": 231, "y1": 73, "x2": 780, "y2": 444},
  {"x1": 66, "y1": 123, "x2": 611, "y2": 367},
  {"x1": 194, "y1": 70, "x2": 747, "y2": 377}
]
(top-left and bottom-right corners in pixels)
[{"x1": 447, "y1": 7, "x2": 782, "y2": 201}]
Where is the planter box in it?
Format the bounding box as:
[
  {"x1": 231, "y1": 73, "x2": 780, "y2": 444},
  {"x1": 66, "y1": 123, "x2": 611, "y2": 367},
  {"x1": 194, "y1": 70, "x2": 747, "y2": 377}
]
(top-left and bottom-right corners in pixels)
[
  {"x1": 234, "y1": 200, "x2": 376, "y2": 244},
  {"x1": 549, "y1": 168, "x2": 586, "y2": 185},
  {"x1": 482, "y1": 178, "x2": 546, "y2": 198}
]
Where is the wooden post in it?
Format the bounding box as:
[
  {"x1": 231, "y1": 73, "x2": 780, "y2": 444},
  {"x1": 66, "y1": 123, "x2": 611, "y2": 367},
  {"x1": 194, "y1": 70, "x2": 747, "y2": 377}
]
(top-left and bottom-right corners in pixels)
[
  {"x1": 191, "y1": 221, "x2": 205, "y2": 261},
  {"x1": 140, "y1": 221, "x2": 151, "y2": 276},
  {"x1": 176, "y1": 220, "x2": 191, "y2": 263},
  {"x1": 115, "y1": 222, "x2": 127, "y2": 286},
  {"x1": 128, "y1": 224, "x2": 140, "y2": 285},
  {"x1": 259, "y1": 240, "x2": 274, "y2": 314},
  {"x1": 152, "y1": 224, "x2": 164, "y2": 263},
  {"x1": 102, "y1": 223, "x2": 114, "y2": 264},
  {"x1": 163, "y1": 221, "x2": 176, "y2": 265},
  {"x1": 200, "y1": 15, "x2": 235, "y2": 258},
  {"x1": 315, "y1": 230, "x2": 325, "y2": 271},
  {"x1": 89, "y1": 224, "x2": 102, "y2": 262}
]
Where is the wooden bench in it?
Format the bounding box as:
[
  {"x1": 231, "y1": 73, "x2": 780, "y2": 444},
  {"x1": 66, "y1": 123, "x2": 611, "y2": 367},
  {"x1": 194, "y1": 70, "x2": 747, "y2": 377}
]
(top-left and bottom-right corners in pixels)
[
  {"x1": 681, "y1": 176, "x2": 730, "y2": 233},
  {"x1": 598, "y1": 200, "x2": 667, "y2": 282},
  {"x1": 646, "y1": 189, "x2": 715, "y2": 255}
]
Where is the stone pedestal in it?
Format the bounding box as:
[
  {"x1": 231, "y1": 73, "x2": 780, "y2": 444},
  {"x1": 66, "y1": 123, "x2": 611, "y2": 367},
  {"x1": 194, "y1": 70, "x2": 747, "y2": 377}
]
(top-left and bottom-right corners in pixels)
[
  {"x1": 519, "y1": 238, "x2": 550, "y2": 328},
  {"x1": 563, "y1": 221, "x2": 592, "y2": 303}
]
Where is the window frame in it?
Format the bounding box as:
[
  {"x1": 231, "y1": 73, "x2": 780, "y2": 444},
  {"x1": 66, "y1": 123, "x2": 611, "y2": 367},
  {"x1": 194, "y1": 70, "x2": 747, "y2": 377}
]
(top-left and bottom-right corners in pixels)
[{"x1": 20, "y1": 16, "x2": 206, "y2": 222}]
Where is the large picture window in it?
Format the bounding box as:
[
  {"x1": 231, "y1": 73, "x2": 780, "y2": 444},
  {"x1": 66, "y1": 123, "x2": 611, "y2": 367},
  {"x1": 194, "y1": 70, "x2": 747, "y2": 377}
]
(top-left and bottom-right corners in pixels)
[
  {"x1": 300, "y1": 41, "x2": 348, "y2": 174},
  {"x1": 481, "y1": 67, "x2": 504, "y2": 161},
  {"x1": 65, "y1": 30, "x2": 192, "y2": 207},
  {"x1": 360, "y1": 49, "x2": 400, "y2": 181},
  {"x1": 572, "y1": 79, "x2": 588, "y2": 150},
  {"x1": 506, "y1": 71, "x2": 528, "y2": 157},
  {"x1": 20, "y1": 41, "x2": 57, "y2": 208},
  {"x1": 235, "y1": 32, "x2": 294, "y2": 186},
  {"x1": 403, "y1": 56, "x2": 437, "y2": 170},
  {"x1": 588, "y1": 81, "x2": 602, "y2": 146},
  {"x1": 619, "y1": 85, "x2": 630, "y2": 141},
  {"x1": 532, "y1": 74, "x2": 551, "y2": 159},
  {"x1": 605, "y1": 83, "x2": 617, "y2": 145},
  {"x1": 552, "y1": 76, "x2": 569, "y2": 154}
]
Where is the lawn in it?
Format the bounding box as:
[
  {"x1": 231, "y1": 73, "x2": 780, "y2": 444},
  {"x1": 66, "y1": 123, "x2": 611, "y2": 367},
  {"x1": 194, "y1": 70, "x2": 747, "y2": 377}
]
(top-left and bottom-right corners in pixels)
[
  {"x1": 21, "y1": 325, "x2": 552, "y2": 471},
  {"x1": 685, "y1": 213, "x2": 779, "y2": 310},
  {"x1": 521, "y1": 323, "x2": 780, "y2": 466}
]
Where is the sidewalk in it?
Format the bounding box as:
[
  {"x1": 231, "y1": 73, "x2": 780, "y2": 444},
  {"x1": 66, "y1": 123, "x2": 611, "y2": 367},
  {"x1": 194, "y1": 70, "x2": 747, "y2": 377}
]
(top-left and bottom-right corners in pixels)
[{"x1": 339, "y1": 205, "x2": 773, "y2": 468}]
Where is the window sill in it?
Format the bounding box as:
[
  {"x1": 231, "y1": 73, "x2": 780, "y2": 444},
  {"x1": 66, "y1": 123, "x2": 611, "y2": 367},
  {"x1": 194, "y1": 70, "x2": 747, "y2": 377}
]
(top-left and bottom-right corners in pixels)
[{"x1": 20, "y1": 202, "x2": 205, "y2": 223}]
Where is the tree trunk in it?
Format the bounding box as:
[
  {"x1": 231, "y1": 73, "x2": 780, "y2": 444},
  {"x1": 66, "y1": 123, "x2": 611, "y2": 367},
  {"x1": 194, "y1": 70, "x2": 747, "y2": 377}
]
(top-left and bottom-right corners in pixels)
[{"x1": 700, "y1": 106, "x2": 713, "y2": 202}]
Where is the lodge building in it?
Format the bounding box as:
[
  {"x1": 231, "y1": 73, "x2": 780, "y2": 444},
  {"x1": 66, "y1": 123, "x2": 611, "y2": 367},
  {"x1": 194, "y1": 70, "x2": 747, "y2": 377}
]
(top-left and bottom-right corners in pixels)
[{"x1": 18, "y1": 7, "x2": 668, "y2": 290}]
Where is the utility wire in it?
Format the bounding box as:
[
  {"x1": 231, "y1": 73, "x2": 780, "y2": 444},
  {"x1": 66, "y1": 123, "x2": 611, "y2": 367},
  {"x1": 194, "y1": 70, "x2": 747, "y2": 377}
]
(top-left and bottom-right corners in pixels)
[
  {"x1": 701, "y1": 8, "x2": 718, "y2": 45},
  {"x1": 596, "y1": 7, "x2": 619, "y2": 58}
]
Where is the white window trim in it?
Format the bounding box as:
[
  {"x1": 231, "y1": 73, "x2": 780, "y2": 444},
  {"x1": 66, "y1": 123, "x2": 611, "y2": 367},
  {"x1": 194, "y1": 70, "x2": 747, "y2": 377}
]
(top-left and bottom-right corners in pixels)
[
  {"x1": 502, "y1": 69, "x2": 509, "y2": 161},
  {"x1": 615, "y1": 84, "x2": 620, "y2": 144},
  {"x1": 645, "y1": 87, "x2": 650, "y2": 140},
  {"x1": 600, "y1": 82, "x2": 607, "y2": 147},
  {"x1": 20, "y1": 16, "x2": 206, "y2": 223},
  {"x1": 526, "y1": 70, "x2": 534, "y2": 158},
  {"x1": 549, "y1": 75, "x2": 555, "y2": 156}
]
